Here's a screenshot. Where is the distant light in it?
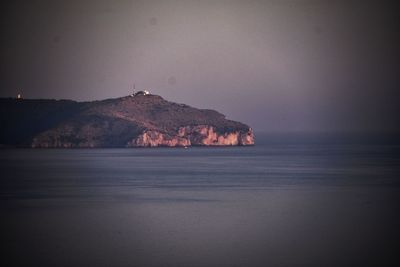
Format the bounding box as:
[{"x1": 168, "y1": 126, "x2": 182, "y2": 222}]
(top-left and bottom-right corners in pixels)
[{"x1": 17, "y1": 93, "x2": 22, "y2": 99}]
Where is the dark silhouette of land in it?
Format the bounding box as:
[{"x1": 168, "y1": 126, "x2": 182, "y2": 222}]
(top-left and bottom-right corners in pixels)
[{"x1": 0, "y1": 95, "x2": 254, "y2": 147}]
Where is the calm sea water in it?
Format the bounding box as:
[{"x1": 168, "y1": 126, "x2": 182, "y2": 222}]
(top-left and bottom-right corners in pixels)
[{"x1": 1, "y1": 133, "x2": 400, "y2": 267}]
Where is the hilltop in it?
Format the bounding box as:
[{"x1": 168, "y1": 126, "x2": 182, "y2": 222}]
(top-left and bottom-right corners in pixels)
[{"x1": 0, "y1": 94, "x2": 254, "y2": 147}]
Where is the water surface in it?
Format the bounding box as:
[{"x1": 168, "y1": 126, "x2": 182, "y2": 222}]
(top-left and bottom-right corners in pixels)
[{"x1": 1, "y1": 133, "x2": 399, "y2": 266}]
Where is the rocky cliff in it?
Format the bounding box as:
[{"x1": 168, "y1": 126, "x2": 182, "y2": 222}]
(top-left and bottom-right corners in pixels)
[
  {"x1": 1, "y1": 95, "x2": 254, "y2": 148},
  {"x1": 129, "y1": 125, "x2": 253, "y2": 147}
]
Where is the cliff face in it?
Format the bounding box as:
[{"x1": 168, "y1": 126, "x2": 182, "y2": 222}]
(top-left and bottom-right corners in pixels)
[
  {"x1": 1, "y1": 95, "x2": 254, "y2": 148},
  {"x1": 129, "y1": 126, "x2": 254, "y2": 147}
]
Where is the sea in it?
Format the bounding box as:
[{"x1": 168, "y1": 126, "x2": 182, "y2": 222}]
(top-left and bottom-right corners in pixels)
[{"x1": 1, "y1": 133, "x2": 400, "y2": 267}]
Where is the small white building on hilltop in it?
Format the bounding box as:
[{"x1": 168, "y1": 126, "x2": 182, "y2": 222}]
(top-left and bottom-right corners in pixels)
[
  {"x1": 129, "y1": 83, "x2": 150, "y2": 97},
  {"x1": 133, "y1": 90, "x2": 150, "y2": 96}
]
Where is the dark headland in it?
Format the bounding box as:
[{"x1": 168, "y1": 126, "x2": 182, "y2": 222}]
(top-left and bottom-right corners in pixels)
[{"x1": 0, "y1": 94, "x2": 254, "y2": 148}]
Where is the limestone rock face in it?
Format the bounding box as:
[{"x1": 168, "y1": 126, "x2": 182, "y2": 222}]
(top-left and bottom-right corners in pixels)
[
  {"x1": 129, "y1": 125, "x2": 254, "y2": 147},
  {"x1": 179, "y1": 125, "x2": 254, "y2": 146},
  {"x1": 1, "y1": 95, "x2": 255, "y2": 147},
  {"x1": 128, "y1": 130, "x2": 191, "y2": 147}
]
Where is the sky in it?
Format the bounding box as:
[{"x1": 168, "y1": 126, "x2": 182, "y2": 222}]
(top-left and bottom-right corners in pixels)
[{"x1": 1, "y1": 0, "x2": 399, "y2": 132}]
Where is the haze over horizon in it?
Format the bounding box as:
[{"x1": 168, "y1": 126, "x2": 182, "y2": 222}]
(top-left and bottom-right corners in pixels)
[{"x1": 1, "y1": 0, "x2": 399, "y2": 133}]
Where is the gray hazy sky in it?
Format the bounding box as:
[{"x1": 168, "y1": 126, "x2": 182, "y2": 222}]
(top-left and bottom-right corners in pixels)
[{"x1": 1, "y1": 0, "x2": 399, "y2": 132}]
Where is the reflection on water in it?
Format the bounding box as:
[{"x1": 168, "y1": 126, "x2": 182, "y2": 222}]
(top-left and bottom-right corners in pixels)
[{"x1": 1, "y1": 133, "x2": 400, "y2": 266}]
